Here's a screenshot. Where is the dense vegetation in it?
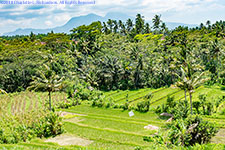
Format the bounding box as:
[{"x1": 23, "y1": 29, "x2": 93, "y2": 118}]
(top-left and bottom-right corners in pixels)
[
  {"x1": 0, "y1": 14, "x2": 225, "y2": 149},
  {"x1": 1, "y1": 14, "x2": 225, "y2": 93}
]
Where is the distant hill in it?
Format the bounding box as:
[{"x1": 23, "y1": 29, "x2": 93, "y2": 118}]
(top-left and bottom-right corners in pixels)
[{"x1": 3, "y1": 12, "x2": 197, "y2": 36}]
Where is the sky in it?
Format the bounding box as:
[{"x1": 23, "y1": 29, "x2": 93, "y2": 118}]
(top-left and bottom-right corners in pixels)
[{"x1": 0, "y1": 0, "x2": 225, "y2": 35}]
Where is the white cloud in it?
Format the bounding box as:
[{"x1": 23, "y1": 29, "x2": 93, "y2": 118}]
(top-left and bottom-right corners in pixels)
[
  {"x1": 0, "y1": 0, "x2": 224, "y2": 34},
  {"x1": 54, "y1": 14, "x2": 71, "y2": 22},
  {"x1": 0, "y1": 18, "x2": 35, "y2": 27},
  {"x1": 45, "y1": 20, "x2": 53, "y2": 26}
]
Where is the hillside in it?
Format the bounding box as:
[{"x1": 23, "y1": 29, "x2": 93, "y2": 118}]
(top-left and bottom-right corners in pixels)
[
  {"x1": 3, "y1": 12, "x2": 197, "y2": 36},
  {"x1": 0, "y1": 86, "x2": 224, "y2": 149},
  {"x1": 0, "y1": 13, "x2": 225, "y2": 149}
]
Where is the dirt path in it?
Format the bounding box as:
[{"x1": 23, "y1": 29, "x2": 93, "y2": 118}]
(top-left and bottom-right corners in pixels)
[
  {"x1": 45, "y1": 134, "x2": 93, "y2": 146},
  {"x1": 211, "y1": 129, "x2": 225, "y2": 144}
]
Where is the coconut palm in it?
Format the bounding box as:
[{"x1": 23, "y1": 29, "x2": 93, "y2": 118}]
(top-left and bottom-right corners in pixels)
[
  {"x1": 107, "y1": 19, "x2": 113, "y2": 33},
  {"x1": 186, "y1": 70, "x2": 209, "y2": 114},
  {"x1": 29, "y1": 64, "x2": 64, "y2": 111},
  {"x1": 152, "y1": 14, "x2": 162, "y2": 30},
  {"x1": 126, "y1": 18, "x2": 133, "y2": 32},
  {"x1": 135, "y1": 14, "x2": 145, "y2": 34},
  {"x1": 175, "y1": 67, "x2": 188, "y2": 101},
  {"x1": 176, "y1": 64, "x2": 209, "y2": 114},
  {"x1": 206, "y1": 20, "x2": 211, "y2": 30}
]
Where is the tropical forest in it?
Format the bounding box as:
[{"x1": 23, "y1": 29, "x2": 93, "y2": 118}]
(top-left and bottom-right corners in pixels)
[{"x1": 0, "y1": 14, "x2": 225, "y2": 149}]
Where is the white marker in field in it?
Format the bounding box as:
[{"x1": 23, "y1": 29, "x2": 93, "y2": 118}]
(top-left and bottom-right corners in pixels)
[{"x1": 129, "y1": 111, "x2": 134, "y2": 117}]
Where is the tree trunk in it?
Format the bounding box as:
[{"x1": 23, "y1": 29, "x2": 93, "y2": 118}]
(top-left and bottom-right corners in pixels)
[
  {"x1": 184, "y1": 89, "x2": 187, "y2": 101},
  {"x1": 49, "y1": 91, "x2": 52, "y2": 111},
  {"x1": 189, "y1": 91, "x2": 193, "y2": 115}
]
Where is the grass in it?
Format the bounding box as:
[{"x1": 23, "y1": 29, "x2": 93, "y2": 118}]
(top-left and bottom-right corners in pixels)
[
  {"x1": 0, "y1": 85, "x2": 225, "y2": 149},
  {"x1": 0, "y1": 91, "x2": 67, "y2": 115}
]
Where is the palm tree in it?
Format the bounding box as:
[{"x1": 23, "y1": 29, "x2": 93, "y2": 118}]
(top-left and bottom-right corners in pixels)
[
  {"x1": 112, "y1": 20, "x2": 118, "y2": 33},
  {"x1": 107, "y1": 19, "x2": 113, "y2": 33},
  {"x1": 186, "y1": 70, "x2": 209, "y2": 114},
  {"x1": 102, "y1": 22, "x2": 109, "y2": 34},
  {"x1": 135, "y1": 14, "x2": 145, "y2": 34},
  {"x1": 175, "y1": 67, "x2": 188, "y2": 101},
  {"x1": 176, "y1": 64, "x2": 209, "y2": 114},
  {"x1": 206, "y1": 20, "x2": 211, "y2": 30},
  {"x1": 161, "y1": 22, "x2": 168, "y2": 34},
  {"x1": 29, "y1": 64, "x2": 64, "y2": 111},
  {"x1": 199, "y1": 23, "x2": 204, "y2": 30},
  {"x1": 126, "y1": 18, "x2": 133, "y2": 32},
  {"x1": 152, "y1": 14, "x2": 162, "y2": 31},
  {"x1": 145, "y1": 23, "x2": 151, "y2": 33},
  {"x1": 118, "y1": 20, "x2": 126, "y2": 34}
]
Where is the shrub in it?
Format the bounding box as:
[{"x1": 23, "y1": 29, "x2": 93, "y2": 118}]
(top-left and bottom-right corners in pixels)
[
  {"x1": 56, "y1": 100, "x2": 72, "y2": 109},
  {"x1": 136, "y1": 93, "x2": 153, "y2": 113},
  {"x1": 0, "y1": 111, "x2": 64, "y2": 144},
  {"x1": 66, "y1": 82, "x2": 103, "y2": 101},
  {"x1": 120, "y1": 100, "x2": 129, "y2": 111},
  {"x1": 155, "y1": 96, "x2": 176, "y2": 114},
  {"x1": 168, "y1": 115, "x2": 218, "y2": 146},
  {"x1": 56, "y1": 99, "x2": 81, "y2": 109},
  {"x1": 172, "y1": 100, "x2": 190, "y2": 120},
  {"x1": 34, "y1": 111, "x2": 64, "y2": 138},
  {"x1": 105, "y1": 102, "x2": 111, "y2": 108},
  {"x1": 92, "y1": 99, "x2": 104, "y2": 108},
  {"x1": 155, "y1": 97, "x2": 190, "y2": 120},
  {"x1": 136, "y1": 100, "x2": 151, "y2": 112}
]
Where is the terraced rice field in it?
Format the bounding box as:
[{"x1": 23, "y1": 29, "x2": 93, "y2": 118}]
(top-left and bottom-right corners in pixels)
[
  {"x1": 0, "y1": 86, "x2": 225, "y2": 149},
  {"x1": 0, "y1": 91, "x2": 67, "y2": 114}
]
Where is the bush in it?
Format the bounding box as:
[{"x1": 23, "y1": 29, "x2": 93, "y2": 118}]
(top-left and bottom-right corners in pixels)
[
  {"x1": 34, "y1": 111, "x2": 64, "y2": 138},
  {"x1": 66, "y1": 82, "x2": 103, "y2": 101},
  {"x1": 136, "y1": 100, "x2": 151, "y2": 112},
  {"x1": 0, "y1": 111, "x2": 64, "y2": 144},
  {"x1": 135, "y1": 92, "x2": 153, "y2": 113},
  {"x1": 168, "y1": 115, "x2": 218, "y2": 146},
  {"x1": 155, "y1": 96, "x2": 190, "y2": 120},
  {"x1": 56, "y1": 99, "x2": 81, "y2": 109},
  {"x1": 92, "y1": 99, "x2": 104, "y2": 107},
  {"x1": 120, "y1": 100, "x2": 129, "y2": 110}
]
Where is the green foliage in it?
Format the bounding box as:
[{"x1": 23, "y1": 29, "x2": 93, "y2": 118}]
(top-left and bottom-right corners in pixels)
[
  {"x1": 67, "y1": 82, "x2": 102, "y2": 101},
  {"x1": 0, "y1": 111, "x2": 64, "y2": 144},
  {"x1": 136, "y1": 100, "x2": 151, "y2": 112},
  {"x1": 168, "y1": 115, "x2": 218, "y2": 146},
  {"x1": 34, "y1": 111, "x2": 64, "y2": 138},
  {"x1": 194, "y1": 94, "x2": 225, "y2": 115},
  {"x1": 143, "y1": 131, "x2": 168, "y2": 146},
  {"x1": 155, "y1": 96, "x2": 190, "y2": 120},
  {"x1": 29, "y1": 64, "x2": 64, "y2": 110},
  {"x1": 120, "y1": 100, "x2": 129, "y2": 110},
  {"x1": 135, "y1": 92, "x2": 152, "y2": 112}
]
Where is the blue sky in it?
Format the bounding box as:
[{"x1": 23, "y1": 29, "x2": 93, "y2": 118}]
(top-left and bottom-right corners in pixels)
[{"x1": 0, "y1": 0, "x2": 225, "y2": 35}]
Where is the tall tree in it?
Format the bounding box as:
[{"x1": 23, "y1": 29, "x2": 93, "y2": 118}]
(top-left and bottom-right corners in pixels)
[
  {"x1": 103, "y1": 22, "x2": 110, "y2": 34},
  {"x1": 113, "y1": 20, "x2": 118, "y2": 33},
  {"x1": 126, "y1": 18, "x2": 133, "y2": 32},
  {"x1": 152, "y1": 14, "x2": 162, "y2": 31},
  {"x1": 107, "y1": 19, "x2": 113, "y2": 33},
  {"x1": 135, "y1": 14, "x2": 145, "y2": 34},
  {"x1": 118, "y1": 20, "x2": 126, "y2": 34},
  {"x1": 145, "y1": 23, "x2": 151, "y2": 33},
  {"x1": 206, "y1": 20, "x2": 211, "y2": 30},
  {"x1": 161, "y1": 22, "x2": 168, "y2": 34},
  {"x1": 177, "y1": 64, "x2": 209, "y2": 114},
  {"x1": 29, "y1": 64, "x2": 64, "y2": 111}
]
